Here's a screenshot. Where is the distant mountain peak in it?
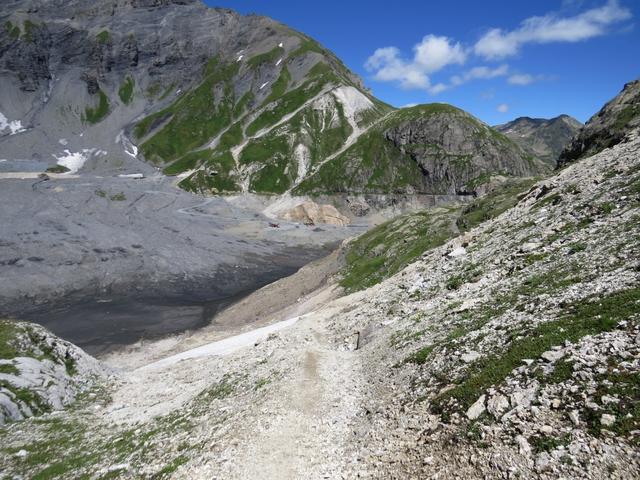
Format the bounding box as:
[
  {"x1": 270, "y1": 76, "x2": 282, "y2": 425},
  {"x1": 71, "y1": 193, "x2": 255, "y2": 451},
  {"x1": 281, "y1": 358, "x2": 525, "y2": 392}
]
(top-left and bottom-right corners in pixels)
[{"x1": 495, "y1": 114, "x2": 582, "y2": 166}]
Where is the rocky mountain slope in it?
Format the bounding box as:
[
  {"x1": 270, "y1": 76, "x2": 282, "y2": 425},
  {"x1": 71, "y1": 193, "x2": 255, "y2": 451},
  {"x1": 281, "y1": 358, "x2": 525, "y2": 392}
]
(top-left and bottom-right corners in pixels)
[
  {"x1": 1, "y1": 0, "x2": 546, "y2": 197},
  {"x1": 1, "y1": 102, "x2": 638, "y2": 479},
  {"x1": 294, "y1": 104, "x2": 548, "y2": 195},
  {"x1": 558, "y1": 79, "x2": 640, "y2": 167},
  {"x1": 495, "y1": 115, "x2": 582, "y2": 166}
]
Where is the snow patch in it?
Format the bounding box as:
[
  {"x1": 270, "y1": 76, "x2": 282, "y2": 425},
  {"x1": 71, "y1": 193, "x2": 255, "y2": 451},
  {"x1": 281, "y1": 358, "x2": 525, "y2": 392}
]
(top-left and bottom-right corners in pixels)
[
  {"x1": 237, "y1": 55, "x2": 244, "y2": 62},
  {"x1": 259, "y1": 82, "x2": 269, "y2": 90},
  {"x1": 58, "y1": 138, "x2": 68, "y2": 146},
  {"x1": 0, "y1": 112, "x2": 26, "y2": 135},
  {"x1": 52, "y1": 149, "x2": 96, "y2": 174},
  {"x1": 118, "y1": 173, "x2": 144, "y2": 179},
  {"x1": 278, "y1": 42, "x2": 283, "y2": 48},
  {"x1": 139, "y1": 314, "x2": 307, "y2": 371},
  {"x1": 275, "y1": 58, "x2": 282, "y2": 66}
]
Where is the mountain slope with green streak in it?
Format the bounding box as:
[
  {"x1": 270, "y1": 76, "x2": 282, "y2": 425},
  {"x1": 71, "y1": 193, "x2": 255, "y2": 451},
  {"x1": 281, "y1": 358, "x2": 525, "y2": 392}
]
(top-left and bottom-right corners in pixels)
[{"x1": 132, "y1": 39, "x2": 392, "y2": 194}]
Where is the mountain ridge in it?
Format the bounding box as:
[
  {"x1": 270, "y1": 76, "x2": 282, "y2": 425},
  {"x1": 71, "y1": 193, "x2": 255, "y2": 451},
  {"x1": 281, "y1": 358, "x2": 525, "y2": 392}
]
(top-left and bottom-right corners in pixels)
[
  {"x1": 495, "y1": 114, "x2": 582, "y2": 167},
  {"x1": 1, "y1": 0, "x2": 545, "y2": 197}
]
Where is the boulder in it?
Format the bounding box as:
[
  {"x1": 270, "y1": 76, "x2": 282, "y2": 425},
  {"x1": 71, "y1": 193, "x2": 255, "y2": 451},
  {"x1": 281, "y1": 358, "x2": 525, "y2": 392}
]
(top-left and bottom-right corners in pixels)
[
  {"x1": 466, "y1": 394, "x2": 486, "y2": 420},
  {"x1": 281, "y1": 201, "x2": 350, "y2": 226}
]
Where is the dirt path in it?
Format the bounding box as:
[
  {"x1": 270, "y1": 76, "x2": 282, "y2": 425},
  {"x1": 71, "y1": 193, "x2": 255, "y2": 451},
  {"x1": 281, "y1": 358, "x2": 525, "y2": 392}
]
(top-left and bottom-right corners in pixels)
[{"x1": 216, "y1": 314, "x2": 362, "y2": 479}]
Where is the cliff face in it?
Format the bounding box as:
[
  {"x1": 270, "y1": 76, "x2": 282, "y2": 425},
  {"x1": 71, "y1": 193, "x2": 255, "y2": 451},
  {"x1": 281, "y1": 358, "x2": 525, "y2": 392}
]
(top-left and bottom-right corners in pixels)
[
  {"x1": 558, "y1": 79, "x2": 640, "y2": 167},
  {"x1": 495, "y1": 115, "x2": 582, "y2": 166}
]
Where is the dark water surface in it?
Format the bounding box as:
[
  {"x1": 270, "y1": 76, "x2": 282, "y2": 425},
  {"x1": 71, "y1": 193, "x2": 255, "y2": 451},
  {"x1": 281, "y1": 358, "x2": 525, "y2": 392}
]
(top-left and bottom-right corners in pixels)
[{"x1": 17, "y1": 248, "x2": 332, "y2": 356}]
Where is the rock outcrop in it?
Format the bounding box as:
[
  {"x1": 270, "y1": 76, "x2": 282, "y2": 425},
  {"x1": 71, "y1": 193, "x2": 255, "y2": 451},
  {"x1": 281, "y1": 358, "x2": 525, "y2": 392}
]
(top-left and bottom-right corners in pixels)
[
  {"x1": 280, "y1": 200, "x2": 350, "y2": 226},
  {"x1": 495, "y1": 114, "x2": 582, "y2": 166},
  {"x1": 558, "y1": 79, "x2": 640, "y2": 167},
  {"x1": 0, "y1": 319, "x2": 108, "y2": 424}
]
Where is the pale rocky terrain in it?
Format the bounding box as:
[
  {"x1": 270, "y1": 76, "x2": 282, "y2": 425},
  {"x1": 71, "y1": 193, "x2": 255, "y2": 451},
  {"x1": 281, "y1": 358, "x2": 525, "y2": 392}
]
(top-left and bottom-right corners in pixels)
[{"x1": 0, "y1": 127, "x2": 638, "y2": 478}]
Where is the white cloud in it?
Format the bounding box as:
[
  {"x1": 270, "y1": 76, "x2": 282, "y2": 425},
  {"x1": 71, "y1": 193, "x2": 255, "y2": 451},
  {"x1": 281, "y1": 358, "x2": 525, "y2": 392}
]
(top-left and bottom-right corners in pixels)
[
  {"x1": 364, "y1": 35, "x2": 467, "y2": 91},
  {"x1": 414, "y1": 35, "x2": 467, "y2": 73},
  {"x1": 451, "y1": 64, "x2": 509, "y2": 86},
  {"x1": 480, "y1": 89, "x2": 496, "y2": 100},
  {"x1": 428, "y1": 64, "x2": 509, "y2": 94},
  {"x1": 427, "y1": 83, "x2": 449, "y2": 95},
  {"x1": 474, "y1": 0, "x2": 632, "y2": 59},
  {"x1": 497, "y1": 103, "x2": 510, "y2": 113},
  {"x1": 507, "y1": 73, "x2": 535, "y2": 85}
]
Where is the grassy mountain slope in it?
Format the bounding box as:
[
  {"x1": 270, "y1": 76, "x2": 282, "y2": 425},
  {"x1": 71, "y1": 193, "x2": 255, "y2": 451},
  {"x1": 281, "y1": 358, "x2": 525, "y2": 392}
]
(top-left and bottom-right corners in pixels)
[{"x1": 132, "y1": 38, "x2": 391, "y2": 194}]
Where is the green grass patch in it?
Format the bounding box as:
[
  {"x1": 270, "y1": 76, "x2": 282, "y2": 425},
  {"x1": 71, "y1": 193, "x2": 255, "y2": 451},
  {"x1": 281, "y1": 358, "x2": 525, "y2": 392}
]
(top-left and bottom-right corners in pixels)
[
  {"x1": 176, "y1": 151, "x2": 239, "y2": 194},
  {"x1": 5, "y1": 20, "x2": 20, "y2": 39},
  {"x1": 0, "y1": 380, "x2": 49, "y2": 414},
  {"x1": 247, "y1": 46, "x2": 284, "y2": 69},
  {"x1": 264, "y1": 66, "x2": 291, "y2": 104},
  {"x1": 232, "y1": 90, "x2": 253, "y2": 118},
  {"x1": 239, "y1": 135, "x2": 289, "y2": 165},
  {"x1": 583, "y1": 366, "x2": 640, "y2": 441},
  {"x1": 0, "y1": 362, "x2": 19, "y2": 375},
  {"x1": 45, "y1": 165, "x2": 70, "y2": 174},
  {"x1": 96, "y1": 30, "x2": 110, "y2": 44},
  {"x1": 139, "y1": 58, "x2": 239, "y2": 163},
  {"x1": 0, "y1": 320, "x2": 21, "y2": 359},
  {"x1": 529, "y1": 433, "x2": 571, "y2": 453},
  {"x1": 294, "y1": 121, "x2": 424, "y2": 195},
  {"x1": 109, "y1": 192, "x2": 126, "y2": 201},
  {"x1": 340, "y1": 208, "x2": 459, "y2": 293},
  {"x1": 249, "y1": 157, "x2": 291, "y2": 194},
  {"x1": 84, "y1": 90, "x2": 110, "y2": 124},
  {"x1": 23, "y1": 20, "x2": 36, "y2": 42},
  {"x1": 245, "y1": 72, "x2": 333, "y2": 137},
  {"x1": 118, "y1": 76, "x2": 134, "y2": 105},
  {"x1": 403, "y1": 345, "x2": 435, "y2": 365},
  {"x1": 217, "y1": 122, "x2": 243, "y2": 151},
  {"x1": 154, "y1": 455, "x2": 188, "y2": 478},
  {"x1": 457, "y1": 178, "x2": 538, "y2": 231}
]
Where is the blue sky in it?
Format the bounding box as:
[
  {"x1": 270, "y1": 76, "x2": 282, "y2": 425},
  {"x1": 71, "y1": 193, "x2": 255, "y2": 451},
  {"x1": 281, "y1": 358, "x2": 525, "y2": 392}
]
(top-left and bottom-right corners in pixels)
[{"x1": 205, "y1": 0, "x2": 639, "y2": 124}]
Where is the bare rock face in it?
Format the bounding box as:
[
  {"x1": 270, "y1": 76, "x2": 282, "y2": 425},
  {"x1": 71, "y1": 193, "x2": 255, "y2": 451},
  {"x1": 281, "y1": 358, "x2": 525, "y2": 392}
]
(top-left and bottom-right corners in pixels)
[
  {"x1": 381, "y1": 107, "x2": 549, "y2": 194},
  {"x1": 281, "y1": 200, "x2": 350, "y2": 226},
  {"x1": 495, "y1": 115, "x2": 582, "y2": 166},
  {"x1": 558, "y1": 79, "x2": 640, "y2": 167},
  {"x1": 0, "y1": 319, "x2": 109, "y2": 424}
]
